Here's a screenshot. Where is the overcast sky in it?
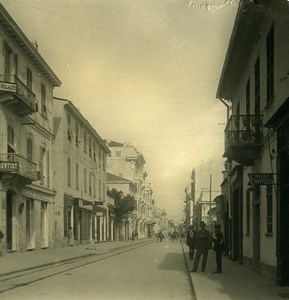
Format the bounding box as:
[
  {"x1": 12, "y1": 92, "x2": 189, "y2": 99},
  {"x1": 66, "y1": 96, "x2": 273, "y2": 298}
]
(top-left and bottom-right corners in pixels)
[{"x1": 1, "y1": 0, "x2": 238, "y2": 222}]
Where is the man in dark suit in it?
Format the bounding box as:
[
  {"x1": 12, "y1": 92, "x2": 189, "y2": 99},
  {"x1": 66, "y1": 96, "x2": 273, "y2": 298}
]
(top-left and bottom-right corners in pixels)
[
  {"x1": 191, "y1": 221, "x2": 211, "y2": 272},
  {"x1": 212, "y1": 223, "x2": 225, "y2": 273}
]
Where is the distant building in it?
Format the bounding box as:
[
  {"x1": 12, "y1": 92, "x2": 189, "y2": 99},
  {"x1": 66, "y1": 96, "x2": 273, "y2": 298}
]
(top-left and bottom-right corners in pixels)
[
  {"x1": 105, "y1": 140, "x2": 154, "y2": 238},
  {"x1": 0, "y1": 4, "x2": 61, "y2": 253}
]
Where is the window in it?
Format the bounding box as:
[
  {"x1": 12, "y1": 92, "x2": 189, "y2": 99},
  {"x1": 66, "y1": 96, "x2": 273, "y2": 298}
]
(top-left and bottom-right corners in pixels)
[
  {"x1": 27, "y1": 138, "x2": 33, "y2": 161},
  {"x1": 84, "y1": 168, "x2": 87, "y2": 193},
  {"x1": 3, "y1": 41, "x2": 12, "y2": 75},
  {"x1": 41, "y1": 84, "x2": 47, "y2": 116},
  {"x1": 38, "y1": 147, "x2": 46, "y2": 183},
  {"x1": 76, "y1": 163, "x2": 79, "y2": 190},
  {"x1": 46, "y1": 150, "x2": 50, "y2": 186},
  {"x1": 99, "y1": 179, "x2": 101, "y2": 200},
  {"x1": 254, "y1": 56, "x2": 260, "y2": 115},
  {"x1": 89, "y1": 172, "x2": 92, "y2": 195},
  {"x1": 93, "y1": 142, "x2": 96, "y2": 162},
  {"x1": 99, "y1": 149, "x2": 102, "y2": 168},
  {"x1": 246, "y1": 190, "x2": 250, "y2": 235},
  {"x1": 26, "y1": 67, "x2": 32, "y2": 90},
  {"x1": 266, "y1": 185, "x2": 273, "y2": 234},
  {"x1": 84, "y1": 131, "x2": 87, "y2": 153},
  {"x1": 266, "y1": 25, "x2": 274, "y2": 103},
  {"x1": 93, "y1": 174, "x2": 96, "y2": 198},
  {"x1": 13, "y1": 54, "x2": 18, "y2": 76},
  {"x1": 67, "y1": 157, "x2": 71, "y2": 187},
  {"x1": 246, "y1": 79, "x2": 250, "y2": 116},
  {"x1": 75, "y1": 123, "x2": 79, "y2": 147},
  {"x1": 89, "y1": 137, "x2": 92, "y2": 158},
  {"x1": 7, "y1": 125, "x2": 15, "y2": 153}
]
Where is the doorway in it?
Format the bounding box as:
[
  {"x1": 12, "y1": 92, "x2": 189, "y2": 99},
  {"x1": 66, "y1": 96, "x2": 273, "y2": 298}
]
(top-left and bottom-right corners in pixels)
[
  {"x1": 6, "y1": 190, "x2": 16, "y2": 251},
  {"x1": 253, "y1": 203, "x2": 260, "y2": 270}
]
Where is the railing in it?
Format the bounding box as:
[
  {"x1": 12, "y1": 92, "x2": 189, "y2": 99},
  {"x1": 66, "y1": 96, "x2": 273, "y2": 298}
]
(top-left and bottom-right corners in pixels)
[
  {"x1": 0, "y1": 74, "x2": 36, "y2": 111},
  {"x1": 224, "y1": 114, "x2": 263, "y2": 150},
  {"x1": 0, "y1": 153, "x2": 37, "y2": 181}
]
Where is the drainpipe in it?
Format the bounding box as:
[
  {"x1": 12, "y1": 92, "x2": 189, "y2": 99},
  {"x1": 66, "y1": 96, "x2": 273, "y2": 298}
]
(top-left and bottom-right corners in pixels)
[{"x1": 219, "y1": 98, "x2": 230, "y2": 122}]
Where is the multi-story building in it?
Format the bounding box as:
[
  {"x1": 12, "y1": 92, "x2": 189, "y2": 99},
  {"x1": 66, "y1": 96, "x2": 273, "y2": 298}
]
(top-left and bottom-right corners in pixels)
[
  {"x1": 52, "y1": 98, "x2": 110, "y2": 246},
  {"x1": 106, "y1": 172, "x2": 135, "y2": 240},
  {"x1": 217, "y1": 0, "x2": 289, "y2": 285},
  {"x1": 105, "y1": 140, "x2": 154, "y2": 238},
  {"x1": 0, "y1": 4, "x2": 61, "y2": 253}
]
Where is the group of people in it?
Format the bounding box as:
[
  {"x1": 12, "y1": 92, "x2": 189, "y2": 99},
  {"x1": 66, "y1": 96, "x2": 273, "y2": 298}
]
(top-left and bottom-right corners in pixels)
[{"x1": 186, "y1": 221, "x2": 224, "y2": 273}]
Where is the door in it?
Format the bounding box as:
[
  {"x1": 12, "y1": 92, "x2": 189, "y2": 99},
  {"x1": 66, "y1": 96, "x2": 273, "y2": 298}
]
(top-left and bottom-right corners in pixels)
[
  {"x1": 6, "y1": 190, "x2": 13, "y2": 250},
  {"x1": 253, "y1": 203, "x2": 260, "y2": 270}
]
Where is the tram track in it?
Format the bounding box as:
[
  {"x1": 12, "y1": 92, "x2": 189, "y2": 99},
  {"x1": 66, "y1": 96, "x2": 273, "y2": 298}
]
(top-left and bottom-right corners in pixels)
[{"x1": 0, "y1": 240, "x2": 154, "y2": 294}]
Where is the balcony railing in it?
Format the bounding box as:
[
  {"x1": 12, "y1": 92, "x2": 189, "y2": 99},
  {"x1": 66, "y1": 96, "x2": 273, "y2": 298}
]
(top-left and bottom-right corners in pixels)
[
  {"x1": 224, "y1": 114, "x2": 263, "y2": 165},
  {"x1": 0, "y1": 153, "x2": 37, "y2": 182},
  {"x1": 0, "y1": 74, "x2": 37, "y2": 115}
]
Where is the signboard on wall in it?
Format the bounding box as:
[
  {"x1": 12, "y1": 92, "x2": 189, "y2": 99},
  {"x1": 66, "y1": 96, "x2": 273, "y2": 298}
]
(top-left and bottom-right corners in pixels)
[
  {"x1": 248, "y1": 173, "x2": 274, "y2": 186},
  {"x1": 0, "y1": 161, "x2": 19, "y2": 172},
  {"x1": 0, "y1": 81, "x2": 16, "y2": 92}
]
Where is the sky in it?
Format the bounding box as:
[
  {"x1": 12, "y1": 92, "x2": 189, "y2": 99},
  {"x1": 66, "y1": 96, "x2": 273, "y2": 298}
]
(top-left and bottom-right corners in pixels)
[{"x1": 1, "y1": 0, "x2": 238, "y2": 223}]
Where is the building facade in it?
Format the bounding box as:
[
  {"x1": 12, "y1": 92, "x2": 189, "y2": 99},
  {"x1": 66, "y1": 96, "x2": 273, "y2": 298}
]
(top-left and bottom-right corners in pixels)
[
  {"x1": 217, "y1": 0, "x2": 289, "y2": 285},
  {"x1": 52, "y1": 98, "x2": 110, "y2": 246},
  {"x1": 0, "y1": 4, "x2": 61, "y2": 253},
  {"x1": 106, "y1": 140, "x2": 154, "y2": 238}
]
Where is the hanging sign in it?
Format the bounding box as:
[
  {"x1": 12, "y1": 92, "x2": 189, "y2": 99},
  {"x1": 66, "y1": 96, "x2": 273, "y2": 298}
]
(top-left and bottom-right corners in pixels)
[{"x1": 248, "y1": 173, "x2": 274, "y2": 185}]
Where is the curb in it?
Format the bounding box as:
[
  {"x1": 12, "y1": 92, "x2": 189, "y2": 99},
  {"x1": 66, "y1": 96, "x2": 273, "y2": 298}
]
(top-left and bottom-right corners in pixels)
[{"x1": 181, "y1": 240, "x2": 197, "y2": 300}]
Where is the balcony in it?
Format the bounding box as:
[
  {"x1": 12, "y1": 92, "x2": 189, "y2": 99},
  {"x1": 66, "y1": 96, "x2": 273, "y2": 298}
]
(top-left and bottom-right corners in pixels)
[
  {"x1": 224, "y1": 114, "x2": 263, "y2": 166},
  {"x1": 0, "y1": 153, "x2": 37, "y2": 183},
  {"x1": 0, "y1": 74, "x2": 37, "y2": 116}
]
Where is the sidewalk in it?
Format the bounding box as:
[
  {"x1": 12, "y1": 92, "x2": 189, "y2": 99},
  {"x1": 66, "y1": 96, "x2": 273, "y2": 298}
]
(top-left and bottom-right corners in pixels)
[
  {"x1": 0, "y1": 239, "x2": 148, "y2": 277},
  {"x1": 183, "y1": 246, "x2": 289, "y2": 300}
]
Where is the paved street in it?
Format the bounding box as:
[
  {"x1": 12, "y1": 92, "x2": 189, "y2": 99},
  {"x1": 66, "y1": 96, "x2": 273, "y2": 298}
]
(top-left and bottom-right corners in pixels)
[
  {"x1": 1, "y1": 239, "x2": 289, "y2": 299},
  {"x1": 0, "y1": 239, "x2": 194, "y2": 300}
]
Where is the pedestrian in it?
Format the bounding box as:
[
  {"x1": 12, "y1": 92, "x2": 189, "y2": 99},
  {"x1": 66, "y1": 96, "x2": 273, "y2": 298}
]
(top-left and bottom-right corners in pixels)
[
  {"x1": 186, "y1": 224, "x2": 196, "y2": 260},
  {"x1": 171, "y1": 229, "x2": 178, "y2": 242},
  {"x1": 191, "y1": 221, "x2": 211, "y2": 272},
  {"x1": 212, "y1": 223, "x2": 224, "y2": 273},
  {"x1": 0, "y1": 229, "x2": 4, "y2": 257},
  {"x1": 86, "y1": 236, "x2": 96, "y2": 250},
  {"x1": 131, "y1": 232, "x2": 135, "y2": 241}
]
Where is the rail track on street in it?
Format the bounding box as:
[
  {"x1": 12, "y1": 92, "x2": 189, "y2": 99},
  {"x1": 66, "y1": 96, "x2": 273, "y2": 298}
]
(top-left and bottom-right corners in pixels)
[{"x1": 0, "y1": 240, "x2": 154, "y2": 294}]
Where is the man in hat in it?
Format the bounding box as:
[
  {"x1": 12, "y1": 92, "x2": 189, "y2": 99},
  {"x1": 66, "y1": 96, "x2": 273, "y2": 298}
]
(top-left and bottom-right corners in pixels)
[
  {"x1": 212, "y1": 223, "x2": 224, "y2": 273},
  {"x1": 191, "y1": 221, "x2": 211, "y2": 272}
]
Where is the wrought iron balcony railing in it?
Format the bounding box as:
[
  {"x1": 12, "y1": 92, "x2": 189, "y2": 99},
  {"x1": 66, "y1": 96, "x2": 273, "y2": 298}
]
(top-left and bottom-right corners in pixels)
[
  {"x1": 225, "y1": 114, "x2": 262, "y2": 148},
  {"x1": 224, "y1": 114, "x2": 263, "y2": 165},
  {"x1": 0, "y1": 74, "x2": 37, "y2": 114},
  {"x1": 0, "y1": 153, "x2": 37, "y2": 181}
]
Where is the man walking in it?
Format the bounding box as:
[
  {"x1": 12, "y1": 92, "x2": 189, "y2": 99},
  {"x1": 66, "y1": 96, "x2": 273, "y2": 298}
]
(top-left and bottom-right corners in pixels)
[
  {"x1": 190, "y1": 221, "x2": 211, "y2": 272},
  {"x1": 213, "y1": 223, "x2": 224, "y2": 273}
]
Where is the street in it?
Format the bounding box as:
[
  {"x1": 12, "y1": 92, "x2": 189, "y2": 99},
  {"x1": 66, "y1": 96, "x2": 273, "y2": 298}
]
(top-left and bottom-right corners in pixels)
[{"x1": 0, "y1": 240, "x2": 194, "y2": 300}]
